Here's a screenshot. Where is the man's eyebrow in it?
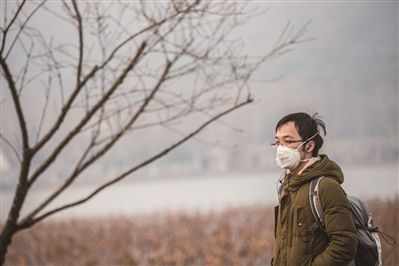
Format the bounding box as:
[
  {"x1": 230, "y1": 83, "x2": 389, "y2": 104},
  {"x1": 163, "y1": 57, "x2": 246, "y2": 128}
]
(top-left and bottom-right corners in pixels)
[{"x1": 275, "y1": 135, "x2": 294, "y2": 139}]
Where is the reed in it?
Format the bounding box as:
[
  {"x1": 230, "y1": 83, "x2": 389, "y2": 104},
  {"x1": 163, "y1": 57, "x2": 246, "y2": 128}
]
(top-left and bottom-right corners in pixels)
[{"x1": 3, "y1": 196, "x2": 398, "y2": 265}]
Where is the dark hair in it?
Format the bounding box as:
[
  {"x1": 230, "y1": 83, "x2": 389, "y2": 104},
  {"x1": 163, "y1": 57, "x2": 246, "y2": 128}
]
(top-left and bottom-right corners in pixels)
[{"x1": 275, "y1": 112, "x2": 327, "y2": 156}]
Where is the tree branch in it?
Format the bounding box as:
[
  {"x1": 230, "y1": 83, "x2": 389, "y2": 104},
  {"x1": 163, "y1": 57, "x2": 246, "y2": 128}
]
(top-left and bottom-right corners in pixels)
[
  {"x1": 1, "y1": 1, "x2": 47, "y2": 60},
  {"x1": 18, "y1": 97, "x2": 253, "y2": 229},
  {"x1": 23, "y1": 54, "x2": 169, "y2": 220},
  {"x1": 0, "y1": 133, "x2": 21, "y2": 163},
  {"x1": 29, "y1": 1, "x2": 191, "y2": 156},
  {"x1": 0, "y1": 0, "x2": 27, "y2": 54},
  {"x1": 28, "y1": 41, "x2": 147, "y2": 187},
  {"x1": 71, "y1": 0, "x2": 84, "y2": 84},
  {"x1": 0, "y1": 55, "x2": 30, "y2": 152}
]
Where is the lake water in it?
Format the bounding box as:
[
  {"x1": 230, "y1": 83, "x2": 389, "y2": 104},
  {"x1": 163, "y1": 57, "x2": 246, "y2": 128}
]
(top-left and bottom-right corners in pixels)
[{"x1": 1, "y1": 163, "x2": 397, "y2": 221}]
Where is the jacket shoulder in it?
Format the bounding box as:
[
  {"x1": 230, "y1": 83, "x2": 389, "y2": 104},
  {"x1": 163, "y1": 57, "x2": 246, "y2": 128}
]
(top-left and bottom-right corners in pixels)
[{"x1": 317, "y1": 176, "x2": 349, "y2": 208}]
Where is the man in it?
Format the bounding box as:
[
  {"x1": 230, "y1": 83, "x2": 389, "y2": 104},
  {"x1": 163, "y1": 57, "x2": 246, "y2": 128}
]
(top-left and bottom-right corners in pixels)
[{"x1": 271, "y1": 112, "x2": 357, "y2": 266}]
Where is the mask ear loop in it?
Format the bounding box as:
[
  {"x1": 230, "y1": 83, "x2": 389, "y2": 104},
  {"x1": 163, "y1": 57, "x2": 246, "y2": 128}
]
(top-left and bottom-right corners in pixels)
[{"x1": 298, "y1": 132, "x2": 319, "y2": 162}]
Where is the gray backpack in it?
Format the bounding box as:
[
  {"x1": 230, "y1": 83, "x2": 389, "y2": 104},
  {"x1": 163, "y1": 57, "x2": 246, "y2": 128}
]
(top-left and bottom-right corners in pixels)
[{"x1": 309, "y1": 176, "x2": 396, "y2": 266}]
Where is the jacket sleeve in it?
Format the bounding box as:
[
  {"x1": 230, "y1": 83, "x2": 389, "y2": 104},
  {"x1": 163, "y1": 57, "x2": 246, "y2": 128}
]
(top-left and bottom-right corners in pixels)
[{"x1": 312, "y1": 178, "x2": 358, "y2": 266}]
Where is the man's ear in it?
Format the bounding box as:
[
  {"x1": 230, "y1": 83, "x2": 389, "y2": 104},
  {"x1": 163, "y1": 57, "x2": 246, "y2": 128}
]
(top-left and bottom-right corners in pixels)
[{"x1": 306, "y1": 141, "x2": 315, "y2": 153}]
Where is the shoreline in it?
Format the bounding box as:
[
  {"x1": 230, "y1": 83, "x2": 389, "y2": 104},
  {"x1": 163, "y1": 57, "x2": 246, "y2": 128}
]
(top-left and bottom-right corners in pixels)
[{"x1": 1, "y1": 161, "x2": 397, "y2": 192}]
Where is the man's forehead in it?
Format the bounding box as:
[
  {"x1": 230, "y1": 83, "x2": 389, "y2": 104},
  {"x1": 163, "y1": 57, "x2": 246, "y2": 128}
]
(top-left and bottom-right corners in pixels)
[{"x1": 276, "y1": 122, "x2": 300, "y2": 138}]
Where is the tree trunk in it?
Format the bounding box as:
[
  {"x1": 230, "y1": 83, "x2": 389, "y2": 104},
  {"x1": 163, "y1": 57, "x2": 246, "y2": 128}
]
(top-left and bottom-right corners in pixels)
[
  {"x1": 0, "y1": 159, "x2": 31, "y2": 265},
  {"x1": 0, "y1": 224, "x2": 18, "y2": 266}
]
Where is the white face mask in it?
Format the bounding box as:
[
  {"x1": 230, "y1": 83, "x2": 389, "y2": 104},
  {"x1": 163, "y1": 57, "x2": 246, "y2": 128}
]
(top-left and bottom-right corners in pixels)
[
  {"x1": 276, "y1": 145, "x2": 302, "y2": 170},
  {"x1": 275, "y1": 133, "x2": 318, "y2": 170}
]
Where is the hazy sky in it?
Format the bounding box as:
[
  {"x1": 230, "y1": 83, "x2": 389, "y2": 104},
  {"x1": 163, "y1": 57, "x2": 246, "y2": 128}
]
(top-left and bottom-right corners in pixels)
[
  {"x1": 212, "y1": 1, "x2": 399, "y2": 160},
  {"x1": 233, "y1": 2, "x2": 398, "y2": 129},
  {"x1": 1, "y1": 1, "x2": 398, "y2": 177},
  {"x1": 174, "y1": 1, "x2": 399, "y2": 169}
]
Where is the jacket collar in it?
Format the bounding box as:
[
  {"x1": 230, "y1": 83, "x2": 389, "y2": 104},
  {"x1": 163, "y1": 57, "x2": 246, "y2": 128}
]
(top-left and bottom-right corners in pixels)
[{"x1": 284, "y1": 154, "x2": 344, "y2": 192}]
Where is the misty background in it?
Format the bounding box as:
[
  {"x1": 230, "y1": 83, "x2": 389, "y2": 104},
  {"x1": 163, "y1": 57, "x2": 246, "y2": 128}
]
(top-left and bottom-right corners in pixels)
[{"x1": 1, "y1": 1, "x2": 398, "y2": 218}]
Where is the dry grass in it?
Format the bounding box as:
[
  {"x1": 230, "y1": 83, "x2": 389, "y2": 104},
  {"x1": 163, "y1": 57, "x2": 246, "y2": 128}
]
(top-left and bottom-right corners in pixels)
[
  {"x1": 3, "y1": 196, "x2": 398, "y2": 266},
  {"x1": 4, "y1": 205, "x2": 274, "y2": 266}
]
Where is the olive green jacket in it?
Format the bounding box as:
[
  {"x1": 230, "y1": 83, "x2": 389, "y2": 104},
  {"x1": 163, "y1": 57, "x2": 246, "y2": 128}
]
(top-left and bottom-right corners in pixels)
[{"x1": 272, "y1": 155, "x2": 357, "y2": 266}]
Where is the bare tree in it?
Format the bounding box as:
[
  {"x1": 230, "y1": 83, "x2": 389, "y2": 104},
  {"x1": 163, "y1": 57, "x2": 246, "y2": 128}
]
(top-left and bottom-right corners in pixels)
[{"x1": 0, "y1": 0, "x2": 310, "y2": 263}]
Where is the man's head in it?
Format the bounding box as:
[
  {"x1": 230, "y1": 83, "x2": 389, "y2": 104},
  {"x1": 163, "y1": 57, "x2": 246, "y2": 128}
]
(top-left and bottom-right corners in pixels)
[{"x1": 275, "y1": 112, "x2": 326, "y2": 157}]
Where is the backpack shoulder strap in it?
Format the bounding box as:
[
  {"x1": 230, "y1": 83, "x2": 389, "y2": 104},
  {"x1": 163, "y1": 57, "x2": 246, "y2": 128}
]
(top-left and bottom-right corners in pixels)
[{"x1": 309, "y1": 176, "x2": 327, "y2": 234}]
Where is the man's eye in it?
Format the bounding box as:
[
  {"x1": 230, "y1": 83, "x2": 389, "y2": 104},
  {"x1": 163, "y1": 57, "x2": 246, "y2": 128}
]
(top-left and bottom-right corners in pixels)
[{"x1": 285, "y1": 140, "x2": 292, "y2": 144}]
